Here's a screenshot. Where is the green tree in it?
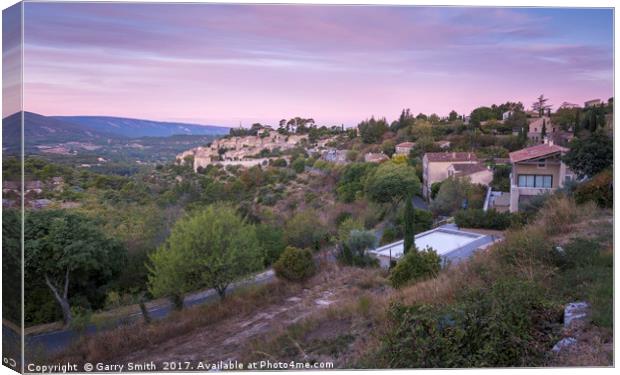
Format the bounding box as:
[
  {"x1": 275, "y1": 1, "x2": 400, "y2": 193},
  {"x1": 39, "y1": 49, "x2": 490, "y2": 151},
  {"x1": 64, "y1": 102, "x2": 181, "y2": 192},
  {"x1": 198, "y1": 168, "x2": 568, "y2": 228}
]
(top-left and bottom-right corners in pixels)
[
  {"x1": 148, "y1": 204, "x2": 263, "y2": 303},
  {"x1": 382, "y1": 139, "x2": 396, "y2": 158},
  {"x1": 541, "y1": 118, "x2": 547, "y2": 140},
  {"x1": 358, "y1": 117, "x2": 389, "y2": 144},
  {"x1": 25, "y1": 211, "x2": 125, "y2": 326},
  {"x1": 338, "y1": 216, "x2": 365, "y2": 243},
  {"x1": 532, "y1": 94, "x2": 552, "y2": 116},
  {"x1": 403, "y1": 195, "x2": 416, "y2": 254},
  {"x1": 430, "y1": 177, "x2": 485, "y2": 216},
  {"x1": 284, "y1": 210, "x2": 327, "y2": 250},
  {"x1": 469, "y1": 107, "x2": 495, "y2": 127},
  {"x1": 256, "y1": 224, "x2": 286, "y2": 267},
  {"x1": 336, "y1": 162, "x2": 377, "y2": 202},
  {"x1": 448, "y1": 110, "x2": 459, "y2": 122},
  {"x1": 365, "y1": 162, "x2": 421, "y2": 206},
  {"x1": 563, "y1": 132, "x2": 613, "y2": 178},
  {"x1": 338, "y1": 230, "x2": 378, "y2": 267}
]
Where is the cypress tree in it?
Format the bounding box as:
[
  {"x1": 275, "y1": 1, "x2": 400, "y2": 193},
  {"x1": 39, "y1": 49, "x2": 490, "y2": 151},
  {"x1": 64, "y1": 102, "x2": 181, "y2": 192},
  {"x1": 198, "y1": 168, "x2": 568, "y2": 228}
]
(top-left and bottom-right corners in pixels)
[{"x1": 404, "y1": 194, "x2": 416, "y2": 254}]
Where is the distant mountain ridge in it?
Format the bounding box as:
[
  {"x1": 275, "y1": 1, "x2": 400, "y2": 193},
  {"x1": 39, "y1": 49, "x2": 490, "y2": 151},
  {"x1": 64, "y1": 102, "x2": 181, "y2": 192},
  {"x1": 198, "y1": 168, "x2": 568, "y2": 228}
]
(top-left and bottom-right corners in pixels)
[
  {"x1": 53, "y1": 115, "x2": 230, "y2": 138},
  {"x1": 2, "y1": 112, "x2": 230, "y2": 154}
]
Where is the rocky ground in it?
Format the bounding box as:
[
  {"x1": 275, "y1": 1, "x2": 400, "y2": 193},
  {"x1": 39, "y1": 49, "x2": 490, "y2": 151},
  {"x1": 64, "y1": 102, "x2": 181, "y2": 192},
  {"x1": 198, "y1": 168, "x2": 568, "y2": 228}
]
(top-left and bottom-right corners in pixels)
[{"x1": 115, "y1": 264, "x2": 388, "y2": 368}]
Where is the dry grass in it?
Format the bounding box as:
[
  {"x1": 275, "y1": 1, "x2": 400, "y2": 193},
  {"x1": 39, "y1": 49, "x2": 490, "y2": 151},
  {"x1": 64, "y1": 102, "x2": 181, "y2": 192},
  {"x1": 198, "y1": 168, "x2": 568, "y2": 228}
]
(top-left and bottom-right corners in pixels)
[
  {"x1": 51, "y1": 281, "x2": 301, "y2": 365},
  {"x1": 538, "y1": 195, "x2": 598, "y2": 236},
  {"x1": 240, "y1": 285, "x2": 390, "y2": 368}
]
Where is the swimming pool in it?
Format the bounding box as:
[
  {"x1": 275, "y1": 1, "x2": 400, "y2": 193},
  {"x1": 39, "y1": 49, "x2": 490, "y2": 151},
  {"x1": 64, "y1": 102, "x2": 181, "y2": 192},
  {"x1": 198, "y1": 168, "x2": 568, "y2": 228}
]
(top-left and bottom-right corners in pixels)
[{"x1": 369, "y1": 226, "x2": 495, "y2": 267}]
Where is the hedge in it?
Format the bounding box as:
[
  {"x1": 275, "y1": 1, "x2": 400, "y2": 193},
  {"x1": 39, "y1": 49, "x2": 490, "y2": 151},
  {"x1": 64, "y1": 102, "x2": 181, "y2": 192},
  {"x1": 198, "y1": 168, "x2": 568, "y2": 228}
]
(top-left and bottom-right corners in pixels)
[{"x1": 454, "y1": 209, "x2": 513, "y2": 230}]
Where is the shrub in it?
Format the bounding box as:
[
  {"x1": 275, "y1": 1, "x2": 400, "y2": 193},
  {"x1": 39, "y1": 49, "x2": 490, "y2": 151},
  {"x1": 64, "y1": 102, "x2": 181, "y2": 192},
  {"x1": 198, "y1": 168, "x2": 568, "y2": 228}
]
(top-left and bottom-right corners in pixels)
[
  {"x1": 291, "y1": 158, "x2": 306, "y2": 174},
  {"x1": 430, "y1": 181, "x2": 442, "y2": 200},
  {"x1": 389, "y1": 248, "x2": 441, "y2": 288},
  {"x1": 574, "y1": 170, "x2": 612, "y2": 208},
  {"x1": 430, "y1": 177, "x2": 486, "y2": 216},
  {"x1": 256, "y1": 224, "x2": 286, "y2": 267},
  {"x1": 337, "y1": 230, "x2": 378, "y2": 267},
  {"x1": 273, "y1": 247, "x2": 317, "y2": 282},
  {"x1": 337, "y1": 216, "x2": 364, "y2": 243},
  {"x1": 380, "y1": 226, "x2": 398, "y2": 245},
  {"x1": 454, "y1": 209, "x2": 513, "y2": 230},
  {"x1": 379, "y1": 278, "x2": 556, "y2": 367},
  {"x1": 284, "y1": 210, "x2": 327, "y2": 250}
]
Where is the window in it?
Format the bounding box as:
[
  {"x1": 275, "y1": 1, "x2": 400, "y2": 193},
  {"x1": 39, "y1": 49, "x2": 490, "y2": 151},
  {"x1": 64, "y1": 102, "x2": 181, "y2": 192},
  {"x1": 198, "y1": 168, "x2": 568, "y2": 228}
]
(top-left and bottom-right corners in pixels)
[
  {"x1": 518, "y1": 174, "x2": 552, "y2": 188},
  {"x1": 537, "y1": 158, "x2": 546, "y2": 168}
]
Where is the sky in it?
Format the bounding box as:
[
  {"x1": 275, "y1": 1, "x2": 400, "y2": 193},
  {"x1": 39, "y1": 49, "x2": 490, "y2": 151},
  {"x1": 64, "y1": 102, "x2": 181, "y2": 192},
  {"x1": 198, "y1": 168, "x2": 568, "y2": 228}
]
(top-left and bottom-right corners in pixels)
[{"x1": 6, "y1": 3, "x2": 614, "y2": 126}]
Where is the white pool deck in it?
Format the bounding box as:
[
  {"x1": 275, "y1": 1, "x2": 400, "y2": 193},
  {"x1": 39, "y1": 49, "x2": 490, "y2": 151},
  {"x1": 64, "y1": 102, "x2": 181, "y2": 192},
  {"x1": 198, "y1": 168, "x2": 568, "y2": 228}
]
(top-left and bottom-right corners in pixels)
[{"x1": 369, "y1": 225, "x2": 497, "y2": 267}]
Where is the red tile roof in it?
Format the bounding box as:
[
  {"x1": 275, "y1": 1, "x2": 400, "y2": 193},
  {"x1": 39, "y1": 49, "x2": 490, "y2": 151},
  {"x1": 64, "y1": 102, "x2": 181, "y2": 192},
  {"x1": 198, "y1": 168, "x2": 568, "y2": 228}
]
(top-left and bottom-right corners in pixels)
[
  {"x1": 424, "y1": 152, "x2": 477, "y2": 162},
  {"x1": 396, "y1": 142, "x2": 415, "y2": 148},
  {"x1": 451, "y1": 163, "x2": 489, "y2": 175},
  {"x1": 509, "y1": 143, "x2": 568, "y2": 163}
]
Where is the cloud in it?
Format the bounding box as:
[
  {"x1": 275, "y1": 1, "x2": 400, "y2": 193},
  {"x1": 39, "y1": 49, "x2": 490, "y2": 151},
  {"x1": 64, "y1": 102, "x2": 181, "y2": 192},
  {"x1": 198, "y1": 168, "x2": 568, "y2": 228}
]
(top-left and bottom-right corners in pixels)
[{"x1": 19, "y1": 3, "x2": 613, "y2": 124}]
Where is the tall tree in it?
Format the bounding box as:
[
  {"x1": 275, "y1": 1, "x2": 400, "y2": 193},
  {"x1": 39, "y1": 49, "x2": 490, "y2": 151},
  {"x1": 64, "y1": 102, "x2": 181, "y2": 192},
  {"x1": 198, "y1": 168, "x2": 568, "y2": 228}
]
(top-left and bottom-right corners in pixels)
[
  {"x1": 403, "y1": 195, "x2": 416, "y2": 254},
  {"x1": 541, "y1": 118, "x2": 547, "y2": 140},
  {"x1": 532, "y1": 94, "x2": 552, "y2": 116},
  {"x1": 148, "y1": 204, "x2": 263, "y2": 303}
]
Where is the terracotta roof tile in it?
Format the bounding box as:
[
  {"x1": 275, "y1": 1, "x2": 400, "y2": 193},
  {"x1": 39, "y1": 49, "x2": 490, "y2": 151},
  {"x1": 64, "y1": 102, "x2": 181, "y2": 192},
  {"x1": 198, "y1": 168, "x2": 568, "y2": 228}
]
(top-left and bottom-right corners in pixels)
[
  {"x1": 451, "y1": 163, "x2": 488, "y2": 175},
  {"x1": 424, "y1": 152, "x2": 477, "y2": 162},
  {"x1": 396, "y1": 142, "x2": 415, "y2": 148},
  {"x1": 509, "y1": 143, "x2": 568, "y2": 163}
]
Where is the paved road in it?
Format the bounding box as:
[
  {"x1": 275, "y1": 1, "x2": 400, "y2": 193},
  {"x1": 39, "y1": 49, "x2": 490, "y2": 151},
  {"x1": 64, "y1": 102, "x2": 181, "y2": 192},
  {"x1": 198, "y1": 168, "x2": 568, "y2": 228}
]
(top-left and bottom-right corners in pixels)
[{"x1": 12, "y1": 270, "x2": 275, "y2": 356}]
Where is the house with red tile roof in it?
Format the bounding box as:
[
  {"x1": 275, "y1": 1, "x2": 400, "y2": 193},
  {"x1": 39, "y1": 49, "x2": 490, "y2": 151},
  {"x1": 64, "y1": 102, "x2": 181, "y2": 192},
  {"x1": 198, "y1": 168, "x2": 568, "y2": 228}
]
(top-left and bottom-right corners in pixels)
[
  {"x1": 395, "y1": 142, "x2": 415, "y2": 155},
  {"x1": 422, "y1": 152, "x2": 478, "y2": 198},
  {"x1": 508, "y1": 141, "x2": 574, "y2": 212}
]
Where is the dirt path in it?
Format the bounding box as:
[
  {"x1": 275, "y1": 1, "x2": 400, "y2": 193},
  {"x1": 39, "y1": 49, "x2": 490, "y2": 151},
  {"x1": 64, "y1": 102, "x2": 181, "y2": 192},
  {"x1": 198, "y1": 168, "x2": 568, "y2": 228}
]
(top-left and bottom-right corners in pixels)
[{"x1": 116, "y1": 266, "x2": 373, "y2": 365}]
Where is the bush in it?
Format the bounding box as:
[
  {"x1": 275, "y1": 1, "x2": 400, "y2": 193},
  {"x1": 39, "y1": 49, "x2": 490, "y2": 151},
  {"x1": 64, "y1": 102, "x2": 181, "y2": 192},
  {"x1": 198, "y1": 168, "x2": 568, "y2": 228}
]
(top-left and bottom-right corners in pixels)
[
  {"x1": 270, "y1": 158, "x2": 288, "y2": 167},
  {"x1": 337, "y1": 216, "x2": 364, "y2": 243},
  {"x1": 337, "y1": 230, "x2": 378, "y2": 267},
  {"x1": 380, "y1": 226, "x2": 398, "y2": 245},
  {"x1": 430, "y1": 181, "x2": 442, "y2": 200},
  {"x1": 284, "y1": 210, "x2": 327, "y2": 250},
  {"x1": 454, "y1": 209, "x2": 514, "y2": 230},
  {"x1": 574, "y1": 170, "x2": 612, "y2": 208},
  {"x1": 291, "y1": 158, "x2": 306, "y2": 174},
  {"x1": 389, "y1": 248, "x2": 441, "y2": 288},
  {"x1": 256, "y1": 224, "x2": 286, "y2": 267},
  {"x1": 273, "y1": 246, "x2": 317, "y2": 282},
  {"x1": 379, "y1": 278, "x2": 556, "y2": 367},
  {"x1": 430, "y1": 177, "x2": 486, "y2": 216}
]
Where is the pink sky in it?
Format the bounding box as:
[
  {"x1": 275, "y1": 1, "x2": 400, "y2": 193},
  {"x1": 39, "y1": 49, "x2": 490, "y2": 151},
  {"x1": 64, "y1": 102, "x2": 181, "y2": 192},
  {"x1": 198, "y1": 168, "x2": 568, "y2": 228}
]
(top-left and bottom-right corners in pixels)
[{"x1": 12, "y1": 3, "x2": 614, "y2": 126}]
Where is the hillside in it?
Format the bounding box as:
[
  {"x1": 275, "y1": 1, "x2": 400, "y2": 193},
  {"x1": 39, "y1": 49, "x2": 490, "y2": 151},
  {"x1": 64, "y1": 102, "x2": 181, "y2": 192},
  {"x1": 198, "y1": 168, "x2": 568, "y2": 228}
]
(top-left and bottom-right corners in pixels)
[
  {"x1": 2, "y1": 112, "x2": 118, "y2": 152},
  {"x1": 54, "y1": 115, "x2": 229, "y2": 138},
  {"x1": 52, "y1": 197, "x2": 612, "y2": 368},
  {"x1": 2, "y1": 112, "x2": 227, "y2": 163}
]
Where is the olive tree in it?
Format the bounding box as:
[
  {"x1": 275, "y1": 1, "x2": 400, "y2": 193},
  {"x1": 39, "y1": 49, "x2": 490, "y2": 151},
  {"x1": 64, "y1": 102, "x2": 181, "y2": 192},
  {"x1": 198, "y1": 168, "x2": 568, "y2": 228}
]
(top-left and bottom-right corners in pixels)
[
  {"x1": 25, "y1": 211, "x2": 125, "y2": 326},
  {"x1": 148, "y1": 204, "x2": 263, "y2": 305}
]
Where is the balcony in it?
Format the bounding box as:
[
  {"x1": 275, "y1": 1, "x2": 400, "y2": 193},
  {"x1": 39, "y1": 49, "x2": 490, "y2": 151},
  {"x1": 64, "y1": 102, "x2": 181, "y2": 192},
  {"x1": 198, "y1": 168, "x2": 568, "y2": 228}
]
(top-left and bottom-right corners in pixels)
[{"x1": 510, "y1": 185, "x2": 554, "y2": 197}]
